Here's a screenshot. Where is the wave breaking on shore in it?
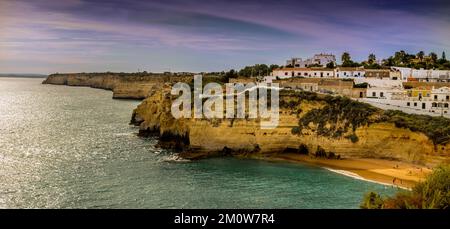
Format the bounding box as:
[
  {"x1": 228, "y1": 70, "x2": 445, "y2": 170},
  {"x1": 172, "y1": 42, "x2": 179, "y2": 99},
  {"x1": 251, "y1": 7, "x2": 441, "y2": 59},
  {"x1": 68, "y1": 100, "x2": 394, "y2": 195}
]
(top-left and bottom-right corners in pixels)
[{"x1": 324, "y1": 168, "x2": 410, "y2": 190}]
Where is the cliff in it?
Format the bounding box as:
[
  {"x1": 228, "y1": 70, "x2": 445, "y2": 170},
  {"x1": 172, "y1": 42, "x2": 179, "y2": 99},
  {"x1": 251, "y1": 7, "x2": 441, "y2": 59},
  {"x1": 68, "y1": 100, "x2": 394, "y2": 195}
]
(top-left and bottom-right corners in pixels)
[
  {"x1": 43, "y1": 73, "x2": 192, "y2": 99},
  {"x1": 131, "y1": 89, "x2": 450, "y2": 167}
]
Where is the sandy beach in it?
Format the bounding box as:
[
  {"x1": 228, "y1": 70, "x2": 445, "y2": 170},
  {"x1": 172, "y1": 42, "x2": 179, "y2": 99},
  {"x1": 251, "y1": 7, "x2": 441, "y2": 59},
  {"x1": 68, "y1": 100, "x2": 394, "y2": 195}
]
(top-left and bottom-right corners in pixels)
[{"x1": 255, "y1": 153, "x2": 432, "y2": 189}]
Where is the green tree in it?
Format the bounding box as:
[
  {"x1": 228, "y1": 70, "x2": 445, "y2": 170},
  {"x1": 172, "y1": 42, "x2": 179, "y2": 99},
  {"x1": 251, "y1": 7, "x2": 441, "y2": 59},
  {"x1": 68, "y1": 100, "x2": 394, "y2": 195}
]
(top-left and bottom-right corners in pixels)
[
  {"x1": 237, "y1": 64, "x2": 271, "y2": 77},
  {"x1": 430, "y1": 52, "x2": 438, "y2": 64},
  {"x1": 224, "y1": 69, "x2": 238, "y2": 80},
  {"x1": 326, "y1": 61, "x2": 335, "y2": 69},
  {"x1": 442, "y1": 51, "x2": 447, "y2": 61},
  {"x1": 368, "y1": 53, "x2": 376, "y2": 65},
  {"x1": 341, "y1": 52, "x2": 351, "y2": 65},
  {"x1": 393, "y1": 50, "x2": 407, "y2": 65},
  {"x1": 417, "y1": 51, "x2": 425, "y2": 61},
  {"x1": 383, "y1": 57, "x2": 394, "y2": 66},
  {"x1": 269, "y1": 64, "x2": 280, "y2": 72}
]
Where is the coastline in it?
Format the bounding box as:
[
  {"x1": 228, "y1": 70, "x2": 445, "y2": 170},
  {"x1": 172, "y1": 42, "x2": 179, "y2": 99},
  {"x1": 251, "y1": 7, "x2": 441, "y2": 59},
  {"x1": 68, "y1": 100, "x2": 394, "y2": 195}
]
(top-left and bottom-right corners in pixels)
[
  {"x1": 249, "y1": 153, "x2": 432, "y2": 189},
  {"x1": 42, "y1": 75, "x2": 439, "y2": 190}
]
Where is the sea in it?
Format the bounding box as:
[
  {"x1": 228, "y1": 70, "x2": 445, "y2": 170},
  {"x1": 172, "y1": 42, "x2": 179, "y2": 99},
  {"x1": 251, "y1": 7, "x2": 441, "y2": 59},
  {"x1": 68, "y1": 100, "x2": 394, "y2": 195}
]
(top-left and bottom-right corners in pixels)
[{"x1": 0, "y1": 77, "x2": 397, "y2": 208}]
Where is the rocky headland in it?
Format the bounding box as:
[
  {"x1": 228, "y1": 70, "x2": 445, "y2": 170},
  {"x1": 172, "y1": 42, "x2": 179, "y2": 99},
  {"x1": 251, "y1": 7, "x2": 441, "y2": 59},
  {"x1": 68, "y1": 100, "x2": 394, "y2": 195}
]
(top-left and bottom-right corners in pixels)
[
  {"x1": 43, "y1": 72, "x2": 192, "y2": 99},
  {"x1": 130, "y1": 88, "x2": 449, "y2": 165}
]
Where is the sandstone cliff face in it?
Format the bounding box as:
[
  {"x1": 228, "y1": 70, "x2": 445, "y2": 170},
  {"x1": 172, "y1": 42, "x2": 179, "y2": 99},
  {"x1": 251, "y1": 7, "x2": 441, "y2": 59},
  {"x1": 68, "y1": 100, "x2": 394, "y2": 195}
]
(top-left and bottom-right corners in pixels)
[
  {"x1": 43, "y1": 73, "x2": 192, "y2": 99},
  {"x1": 131, "y1": 89, "x2": 450, "y2": 166}
]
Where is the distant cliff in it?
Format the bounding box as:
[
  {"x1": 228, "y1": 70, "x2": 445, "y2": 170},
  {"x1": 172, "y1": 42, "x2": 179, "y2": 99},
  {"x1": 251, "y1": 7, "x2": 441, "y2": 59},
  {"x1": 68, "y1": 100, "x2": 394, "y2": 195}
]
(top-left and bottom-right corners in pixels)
[
  {"x1": 131, "y1": 89, "x2": 450, "y2": 167},
  {"x1": 43, "y1": 73, "x2": 192, "y2": 99}
]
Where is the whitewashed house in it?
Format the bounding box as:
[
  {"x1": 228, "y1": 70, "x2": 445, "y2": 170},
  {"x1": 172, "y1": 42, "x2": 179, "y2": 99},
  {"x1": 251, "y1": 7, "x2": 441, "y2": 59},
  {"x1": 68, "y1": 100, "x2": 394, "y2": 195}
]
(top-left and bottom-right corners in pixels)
[
  {"x1": 272, "y1": 68, "x2": 335, "y2": 79},
  {"x1": 335, "y1": 67, "x2": 365, "y2": 78},
  {"x1": 391, "y1": 67, "x2": 450, "y2": 82},
  {"x1": 363, "y1": 86, "x2": 450, "y2": 117},
  {"x1": 366, "y1": 87, "x2": 393, "y2": 99}
]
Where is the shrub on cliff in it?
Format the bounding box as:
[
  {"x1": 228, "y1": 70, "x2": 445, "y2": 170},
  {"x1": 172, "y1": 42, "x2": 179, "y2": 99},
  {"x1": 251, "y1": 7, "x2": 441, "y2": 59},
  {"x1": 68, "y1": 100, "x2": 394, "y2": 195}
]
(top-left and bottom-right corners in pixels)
[
  {"x1": 360, "y1": 192, "x2": 384, "y2": 209},
  {"x1": 291, "y1": 126, "x2": 301, "y2": 135},
  {"x1": 345, "y1": 133, "x2": 359, "y2": 143},
  {"x1": 360, "y1": 164, "x2": 450, "y2": 209},
  {"x1": 297, "y1": 95, "x2": 378, "y2": 138},
  {"x1": 382, "y1": 110, "x2": 450, "y2": 145}
]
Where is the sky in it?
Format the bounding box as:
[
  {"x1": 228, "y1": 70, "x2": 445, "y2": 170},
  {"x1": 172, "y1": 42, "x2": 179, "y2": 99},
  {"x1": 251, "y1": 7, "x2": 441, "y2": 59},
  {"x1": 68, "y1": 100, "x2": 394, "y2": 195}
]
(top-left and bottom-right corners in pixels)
[{"x1": 1, "y1": 0, "x2": 450, "y2": 74}]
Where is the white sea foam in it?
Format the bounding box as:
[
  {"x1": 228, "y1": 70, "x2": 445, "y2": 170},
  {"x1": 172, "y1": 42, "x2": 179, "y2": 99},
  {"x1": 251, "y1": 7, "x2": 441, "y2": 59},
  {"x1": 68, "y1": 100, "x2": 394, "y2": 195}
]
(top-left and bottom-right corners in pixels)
[
  {"x1": 324, "y1": 168, "x2": 410, "y2": 190},
  {"x1": 162, "y1": 155, "x2": 191, "y2": 163}
]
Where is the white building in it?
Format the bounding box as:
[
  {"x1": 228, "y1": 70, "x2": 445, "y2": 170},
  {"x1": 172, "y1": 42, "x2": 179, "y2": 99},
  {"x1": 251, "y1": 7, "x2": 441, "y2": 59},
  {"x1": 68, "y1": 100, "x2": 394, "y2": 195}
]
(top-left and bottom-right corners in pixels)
[
  {"x1": 335, "y1": 67, "x2": 365, "y2": 78},
  {"x1": 272, "y1": 68, "x2": 335, "y2": 79},
  {"x1": 353, "y1": 78, "x2": 403, "y2": 89},
  {"x1": 286, "y1": 53, "x2": 336, "y2": 67},
  {"x1": 366, "y1": 87, "x2": 397, "y2": 99},
  {"x1": 430, "y1": 87, "x2": 450, "y2": 103},
  {"x1": 391, "y1": 67, "x2": 450, "y2": 82},
  {"x1": 362, "y1": 86, "x2": 450, "y2": 117},
  {"x1": 286, "y1": 58, "x2": 302, "y2": 67}
]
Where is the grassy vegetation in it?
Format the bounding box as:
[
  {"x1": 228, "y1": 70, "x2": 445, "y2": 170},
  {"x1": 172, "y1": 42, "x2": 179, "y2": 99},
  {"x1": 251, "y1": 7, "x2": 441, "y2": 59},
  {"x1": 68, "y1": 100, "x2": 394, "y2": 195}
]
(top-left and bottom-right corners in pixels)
[{"x1": 361, "y1": 164, "x2": 450, "y2": 209}]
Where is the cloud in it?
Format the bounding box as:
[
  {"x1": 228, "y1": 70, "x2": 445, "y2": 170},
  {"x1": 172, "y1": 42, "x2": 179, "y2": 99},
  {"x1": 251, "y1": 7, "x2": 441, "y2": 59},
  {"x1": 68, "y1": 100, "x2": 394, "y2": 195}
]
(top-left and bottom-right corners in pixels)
[{"x1": 0, "y1": 0, "x2": 449, "y2": 73}]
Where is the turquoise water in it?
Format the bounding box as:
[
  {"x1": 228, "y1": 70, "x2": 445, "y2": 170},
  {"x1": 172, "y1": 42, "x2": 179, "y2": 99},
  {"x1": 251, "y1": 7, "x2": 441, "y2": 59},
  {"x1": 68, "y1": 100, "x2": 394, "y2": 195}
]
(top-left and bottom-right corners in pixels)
[{"x1": 0, "y1": 77, "x2": 397, "y2": 208}]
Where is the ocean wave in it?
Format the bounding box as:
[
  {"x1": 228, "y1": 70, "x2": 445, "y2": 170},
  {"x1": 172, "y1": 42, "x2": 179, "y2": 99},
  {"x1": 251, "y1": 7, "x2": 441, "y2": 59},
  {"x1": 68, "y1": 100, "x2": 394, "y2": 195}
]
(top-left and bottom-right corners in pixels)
[
  {"x1": 324, "y1": 168, "x2": 410, "y2": 190},
  {"x1": 161, "y1": 154, "x2": 191, "y2": 163}
]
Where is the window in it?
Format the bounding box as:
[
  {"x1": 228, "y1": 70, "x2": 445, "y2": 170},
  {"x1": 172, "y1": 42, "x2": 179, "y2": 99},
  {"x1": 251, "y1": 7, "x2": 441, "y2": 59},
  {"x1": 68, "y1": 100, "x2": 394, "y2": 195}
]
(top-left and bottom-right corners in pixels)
[
  {"x1": 432, "y1": 102, "x2": 437, "y2": 107},
  {"x1": 298, "y1": 72, "x2": 301, "y2": 76},
  {"x1": 304, "y1": 72, "x2": 307, "y2": 76},
  {"x1": 372, "y1": 92, "x2": 376, "y2": 97},
  {"x1": 327, "y1": 73, "x2": 329, "y2": 76},
  {"x1": 414, "y1": 102, "x2": 417, "y2": 107},
  {"x1": 344, "y1": 72, "x2": 347, "y2": 76},
  {"x1": 314, "y1": 73, "x2": 317, "y2": 76},
  {"x1": 407, "y1": 102, "x2": 410, "y2": 106},
  {"x1": 285, "y1": 72, "x2": 288, "y2": 76},
  {"x1": 434, "y1": 95, "x2": 438, "y2": 100},
  {"x1": 422, "y1": 103, "x2": 426, "y2": 109},
  {"x1": 445, "y1": 103, "x2": 449, "y2": 108},
  {"x1": 446, "y1": 96, "x2": 449, "y2": 101},
  {"x1": 380, "y1": 92, "x2": 384, "y2": 97}
]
